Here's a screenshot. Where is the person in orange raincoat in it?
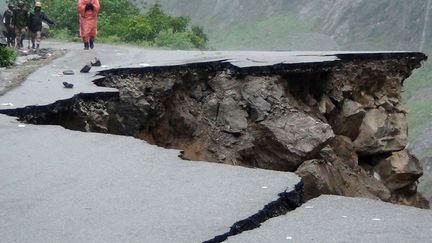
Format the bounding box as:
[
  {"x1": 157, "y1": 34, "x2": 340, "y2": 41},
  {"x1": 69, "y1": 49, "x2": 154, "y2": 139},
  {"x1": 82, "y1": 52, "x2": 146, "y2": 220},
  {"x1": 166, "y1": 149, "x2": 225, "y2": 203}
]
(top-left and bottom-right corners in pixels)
[{"x1": 78, "y1": 0, "x2": 100, "y2": 50}]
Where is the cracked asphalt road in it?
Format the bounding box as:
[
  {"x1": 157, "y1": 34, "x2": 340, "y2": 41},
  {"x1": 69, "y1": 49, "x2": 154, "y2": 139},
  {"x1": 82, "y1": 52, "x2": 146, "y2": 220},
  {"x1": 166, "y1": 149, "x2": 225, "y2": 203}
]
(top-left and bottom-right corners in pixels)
[{"x1": 1, "y1": 42, "x2": 431, "y2": 242}]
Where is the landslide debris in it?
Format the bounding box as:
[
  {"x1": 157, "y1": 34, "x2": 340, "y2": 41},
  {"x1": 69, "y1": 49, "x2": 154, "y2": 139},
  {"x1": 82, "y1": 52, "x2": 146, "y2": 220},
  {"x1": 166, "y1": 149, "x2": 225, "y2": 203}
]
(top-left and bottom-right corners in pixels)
[{"x1": 3, "y1": 53, "x2": 429, "y2": 208}]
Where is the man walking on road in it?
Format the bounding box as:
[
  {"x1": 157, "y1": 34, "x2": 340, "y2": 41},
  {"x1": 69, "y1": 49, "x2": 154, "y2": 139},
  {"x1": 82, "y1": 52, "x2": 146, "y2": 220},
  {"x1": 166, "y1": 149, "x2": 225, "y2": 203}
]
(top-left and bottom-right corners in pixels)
[
  {"x1": 2, "y1": 4, "x2": 15, "y2": 47},
  {"x1": 28, "y1": 2, "x2": 54, "y2": 50},
  {"x1": 12, "y1": 1, "x2": 28, "y2": 49},
  {"x1": 78, "y1": 0, "x2": 100, "y2": 50}
]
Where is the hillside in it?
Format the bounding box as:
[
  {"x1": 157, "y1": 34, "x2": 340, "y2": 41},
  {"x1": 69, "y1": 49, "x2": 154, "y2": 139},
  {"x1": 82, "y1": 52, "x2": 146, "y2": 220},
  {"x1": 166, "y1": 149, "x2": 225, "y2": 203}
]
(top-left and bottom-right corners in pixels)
[
  {"x1": 132, "y1": 0, "x2": 431, "y2": 51},
  {"x1": 130, "y1": 0, "x2": 338, "y2": 50}
]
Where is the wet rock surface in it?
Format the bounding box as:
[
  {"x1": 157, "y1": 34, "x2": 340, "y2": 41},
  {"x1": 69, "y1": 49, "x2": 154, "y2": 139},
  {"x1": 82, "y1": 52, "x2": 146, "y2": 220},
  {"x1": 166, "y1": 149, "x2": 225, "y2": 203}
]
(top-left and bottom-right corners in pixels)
[{"x1": 1, "y1": 52, "x2": 429, "y2": 209}]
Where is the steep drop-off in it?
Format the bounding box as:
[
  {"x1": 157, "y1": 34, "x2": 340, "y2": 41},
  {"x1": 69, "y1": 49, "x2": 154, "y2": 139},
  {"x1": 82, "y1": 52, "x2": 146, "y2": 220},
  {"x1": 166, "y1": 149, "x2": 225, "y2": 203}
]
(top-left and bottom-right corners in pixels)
[{"x1": 2, "y1": 52, "x2": 429, "y2": 208}]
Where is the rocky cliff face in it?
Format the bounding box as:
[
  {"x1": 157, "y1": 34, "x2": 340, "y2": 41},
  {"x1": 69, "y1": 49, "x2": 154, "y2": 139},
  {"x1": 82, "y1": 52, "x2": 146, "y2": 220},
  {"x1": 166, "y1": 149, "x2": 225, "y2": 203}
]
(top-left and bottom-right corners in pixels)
[{"x1": 4, "y1": 52, "x2": 428, "y2": 208}]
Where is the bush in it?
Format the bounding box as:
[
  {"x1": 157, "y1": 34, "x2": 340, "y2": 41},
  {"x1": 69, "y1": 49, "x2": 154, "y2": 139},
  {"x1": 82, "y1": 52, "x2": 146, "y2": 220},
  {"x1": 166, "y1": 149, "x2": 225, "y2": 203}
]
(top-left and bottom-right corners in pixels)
[{"x1": 0, "y1": 47, "x2": 17, "y2": 67}]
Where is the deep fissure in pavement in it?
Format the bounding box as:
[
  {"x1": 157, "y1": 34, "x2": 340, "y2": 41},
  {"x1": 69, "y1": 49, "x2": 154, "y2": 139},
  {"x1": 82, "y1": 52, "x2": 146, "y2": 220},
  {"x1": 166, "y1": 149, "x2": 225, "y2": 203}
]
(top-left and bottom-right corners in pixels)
[
  {"x1": 0, "y1": 55, "x2": 429, "y2": 209},
  {"x1": 204, "y1": 182, "x2": 303, "y2": 243}
]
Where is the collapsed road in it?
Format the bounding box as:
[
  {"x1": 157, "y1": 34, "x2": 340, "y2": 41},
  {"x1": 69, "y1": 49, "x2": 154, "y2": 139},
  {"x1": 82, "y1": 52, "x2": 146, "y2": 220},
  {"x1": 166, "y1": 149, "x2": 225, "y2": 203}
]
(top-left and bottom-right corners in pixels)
[{"x1": 1, "y1": 42, "x2": 432, "y2": 242}]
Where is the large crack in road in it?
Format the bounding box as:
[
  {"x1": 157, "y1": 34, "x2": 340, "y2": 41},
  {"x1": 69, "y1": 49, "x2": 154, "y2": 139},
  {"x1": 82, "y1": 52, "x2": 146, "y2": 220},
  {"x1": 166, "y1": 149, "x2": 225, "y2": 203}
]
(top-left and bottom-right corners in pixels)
[{"x1": 204, "y1": 182, "x2": 303, "y2": 242}]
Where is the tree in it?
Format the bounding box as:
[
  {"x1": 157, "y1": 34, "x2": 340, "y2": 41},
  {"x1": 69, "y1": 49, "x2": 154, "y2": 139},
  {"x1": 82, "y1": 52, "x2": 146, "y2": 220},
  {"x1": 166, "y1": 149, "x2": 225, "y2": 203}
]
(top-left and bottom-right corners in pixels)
[
  {"x1": 171, "y1": 16, "x2": 190, "y2": 33},
  {"x1": 190, "y1": 26, "x2": 208, "y2": 49},
  {"x1": 145, "y1": 2, "x2": 173, "y2": 38}
]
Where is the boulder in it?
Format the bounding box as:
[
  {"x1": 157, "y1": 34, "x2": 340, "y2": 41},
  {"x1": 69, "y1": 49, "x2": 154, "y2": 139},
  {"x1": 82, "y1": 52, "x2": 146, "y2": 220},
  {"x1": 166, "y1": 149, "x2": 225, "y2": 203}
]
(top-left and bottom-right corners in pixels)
[
  {"x1": 208, "y1": 71, "x2": 238, "y2": 93},
  {"x1": 327, "y1": 136, "x2": 358, "y2": 169},
  {"x1": 331, "y1": 99, "x2": 365, "y2": 140},
  {"x1": 355, "y1": 93, "x2": 375, "y2": 109},
  {"x1": 240, "y1": 78, "x2": 276, "y2": 121},
  {"x1": 374, "y1": 150, "x2": 423, "y2": 191},
  {"x1": 242, "y1": 111, "x2": 334, "y2": 171},
  {"x1": 217, "y1": 97, "x2": 248, "y2": 134},
  {"x1": 247, "y1": 96, "x2": 271, "y2": 122},
  {"x1": 318, "y1": 95, "x2": 335, "y2": 114},
  {"x1": 202, "y1": 94, "x2": 219, "y2": 121},
  {"x1": 354, "y1": 108, "x2": 407, "y2": 154},
  {"x1": 296, "y1": 158, "x2": 391, "y2": 201}
]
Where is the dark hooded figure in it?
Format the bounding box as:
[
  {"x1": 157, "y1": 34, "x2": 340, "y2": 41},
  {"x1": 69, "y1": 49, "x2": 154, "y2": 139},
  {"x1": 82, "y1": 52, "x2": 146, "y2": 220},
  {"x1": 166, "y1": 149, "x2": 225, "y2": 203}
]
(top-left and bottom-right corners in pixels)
[
  {"x1": 28, "y1": 2, "x2": 54, "y2": 49},
  {"x1": 2, "y1": 4, "x2": 15, "y2": 47},
  {"x1": 12, "y1": 1, "x2": 28, "y2": 48}
]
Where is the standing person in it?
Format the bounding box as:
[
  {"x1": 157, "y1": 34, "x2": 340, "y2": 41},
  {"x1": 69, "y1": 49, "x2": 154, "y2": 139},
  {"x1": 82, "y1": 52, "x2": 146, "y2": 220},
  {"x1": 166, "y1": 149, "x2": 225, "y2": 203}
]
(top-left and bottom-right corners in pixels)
[
  {"x1": 28, "y1": 2, "x2": 54, "y2": 50},
  {"x1": 78, "y1": 0, "x2": 100, "y2": 50},
  {"x1": 12, "y1": 1, "x2": 28, "y2": 49},
  {"x1": 2, "y1": 4, "x2": 15, "y2": 47}
]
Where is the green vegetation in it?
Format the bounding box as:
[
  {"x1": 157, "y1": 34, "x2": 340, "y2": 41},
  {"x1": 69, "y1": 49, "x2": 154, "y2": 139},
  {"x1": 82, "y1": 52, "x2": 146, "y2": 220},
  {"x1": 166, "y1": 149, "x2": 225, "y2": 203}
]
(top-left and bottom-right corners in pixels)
[
  {"x1": 0, "y1": 47, "x2": 17, "y2": 67},
  {"x1": 38, "y1": 0, "x2": 207, "y2": 49}
]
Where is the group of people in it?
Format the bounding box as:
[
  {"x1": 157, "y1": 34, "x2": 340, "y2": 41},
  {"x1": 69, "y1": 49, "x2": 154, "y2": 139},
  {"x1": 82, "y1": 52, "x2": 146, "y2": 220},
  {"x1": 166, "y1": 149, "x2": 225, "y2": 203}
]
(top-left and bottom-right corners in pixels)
[
  {"x1": 2, "y1": 1, "x2": 54, "y2": 50},
  {"x1": 2, "y1": 0, "x2": 100, "y2": 51}
]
